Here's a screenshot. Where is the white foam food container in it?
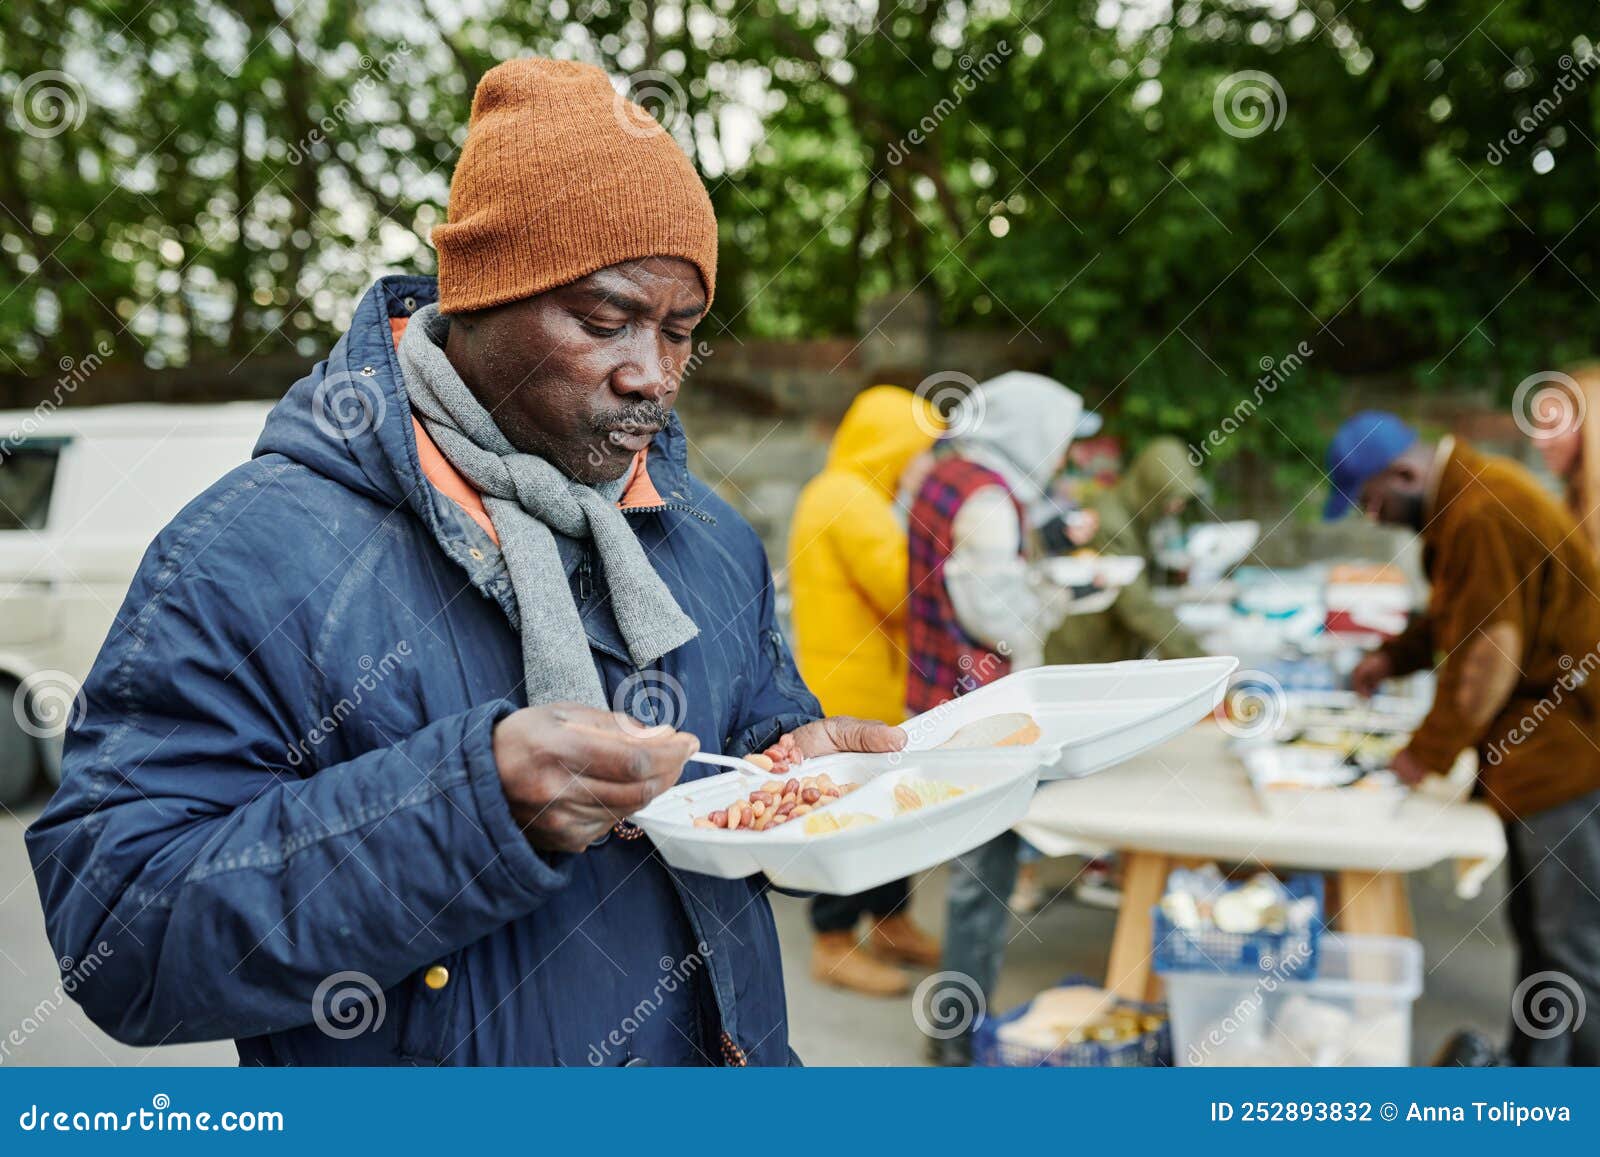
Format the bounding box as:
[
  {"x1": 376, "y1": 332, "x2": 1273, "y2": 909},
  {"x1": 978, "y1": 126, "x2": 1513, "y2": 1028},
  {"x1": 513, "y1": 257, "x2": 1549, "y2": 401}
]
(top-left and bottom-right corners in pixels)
[
  {"x1": 632, "y1": 749, "x2": 1046, "y2": 893},
  {"x1": 1239, "y1": 744, "x2": 1409, "y2": 824},
  {"x1": 1038, "y1": 554, "x2": 1145, "y2": 590},
  {"x1": 900, "y1": 657, "x2": 1240, "y2": 780}
]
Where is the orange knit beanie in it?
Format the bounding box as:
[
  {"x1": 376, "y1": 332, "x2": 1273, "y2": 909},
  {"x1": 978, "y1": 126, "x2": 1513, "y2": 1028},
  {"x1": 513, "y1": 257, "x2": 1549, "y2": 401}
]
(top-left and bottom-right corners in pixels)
[{"x1": 432, "y1": 59, "x2": 717, "y2": 314}]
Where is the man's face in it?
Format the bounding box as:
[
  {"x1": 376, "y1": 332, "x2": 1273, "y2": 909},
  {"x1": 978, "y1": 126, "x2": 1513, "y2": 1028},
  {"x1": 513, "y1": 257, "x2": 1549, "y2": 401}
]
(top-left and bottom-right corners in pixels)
[
  {"x1": 1360, "y1": 460, "x2": 1427, "y2": 530},
  {"x1": 444, "y1": 256, "x2": 708, "y2": 484}
]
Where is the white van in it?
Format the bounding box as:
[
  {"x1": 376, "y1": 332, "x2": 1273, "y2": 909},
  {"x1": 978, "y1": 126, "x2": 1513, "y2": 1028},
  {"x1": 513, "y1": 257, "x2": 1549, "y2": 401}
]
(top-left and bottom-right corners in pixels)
[{"x1": 0, "y1": 402, "x2": 273, "y2": 803}]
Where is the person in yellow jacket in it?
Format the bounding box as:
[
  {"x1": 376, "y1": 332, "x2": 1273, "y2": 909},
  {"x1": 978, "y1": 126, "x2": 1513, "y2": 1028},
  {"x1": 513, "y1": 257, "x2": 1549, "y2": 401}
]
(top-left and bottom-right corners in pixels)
[{"x1": 787, "y1": 384, "x2": 944, "y2": 996}]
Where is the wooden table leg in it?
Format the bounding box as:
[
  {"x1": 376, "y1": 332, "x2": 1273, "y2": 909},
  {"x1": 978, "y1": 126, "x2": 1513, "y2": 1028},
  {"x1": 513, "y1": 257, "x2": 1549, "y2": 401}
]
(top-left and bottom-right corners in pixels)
[
  {"x1": 1105, "y1": 850, "x2": 1170, "y2": 1004},
  {"x1": 1333, "y1": 870, "x2": 1414, "y2": 937}
]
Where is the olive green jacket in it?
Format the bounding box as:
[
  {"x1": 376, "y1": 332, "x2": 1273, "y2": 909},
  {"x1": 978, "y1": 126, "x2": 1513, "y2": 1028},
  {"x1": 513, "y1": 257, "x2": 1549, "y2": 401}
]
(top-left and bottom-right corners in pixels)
[{"x1": 1044, "y1": 438, "x2": 1207, "y2": 665}]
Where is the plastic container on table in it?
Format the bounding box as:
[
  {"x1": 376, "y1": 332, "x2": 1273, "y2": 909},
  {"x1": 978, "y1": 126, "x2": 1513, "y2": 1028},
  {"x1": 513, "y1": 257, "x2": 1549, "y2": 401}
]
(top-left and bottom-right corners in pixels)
[
  {"x1": 900, "y1": 656, "x2": 1239, "y2": 781},
  {"x1": 1164, "y1": 934, "x2": 1423, "y2": 1067},
  {"x1": 631, "y1": 748, "x2": 1045, "y2": 894},
  {"x1": 1152, "y1": 872, "x2": 1324, "y2": 978},
  {"x1": 1238, "y1": 744, "x2": 1410, "y2": 825}
]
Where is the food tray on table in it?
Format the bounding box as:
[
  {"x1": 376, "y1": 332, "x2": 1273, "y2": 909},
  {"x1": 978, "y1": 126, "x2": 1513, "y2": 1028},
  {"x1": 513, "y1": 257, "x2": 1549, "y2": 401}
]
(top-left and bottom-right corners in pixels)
[
  {"x1": 1238, "y1": 743, "x2": 1410, "y2": 824},
  {"x1": 1279, "y1": 690, "x2": 1427, "y2": 734},
  {"x1": 900, "y1": 657, "x2": 1239, "y2": 781},
  {"x1": 1153, "y1": 872, "x2": 1324, "y2": 978},
  {"x1": 631, "y1": 749, "x2": 1046, "y2": 893},
  {"x1": 973, "y1": 977, "x2": 1171, "y2": 1068}
]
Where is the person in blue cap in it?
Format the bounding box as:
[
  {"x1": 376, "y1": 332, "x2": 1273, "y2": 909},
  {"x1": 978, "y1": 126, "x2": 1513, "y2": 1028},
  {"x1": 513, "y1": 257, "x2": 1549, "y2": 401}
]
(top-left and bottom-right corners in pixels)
[{"x1": 1327, "y1": 410, "x2": 1600, "y2": 1065}]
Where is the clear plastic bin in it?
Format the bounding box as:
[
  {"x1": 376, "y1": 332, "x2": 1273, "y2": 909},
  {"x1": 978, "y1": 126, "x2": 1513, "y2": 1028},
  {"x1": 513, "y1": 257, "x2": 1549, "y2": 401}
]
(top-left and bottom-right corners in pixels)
[{"x1": 1164, "y1": 934, "x2": 1422, "y2": 1067}]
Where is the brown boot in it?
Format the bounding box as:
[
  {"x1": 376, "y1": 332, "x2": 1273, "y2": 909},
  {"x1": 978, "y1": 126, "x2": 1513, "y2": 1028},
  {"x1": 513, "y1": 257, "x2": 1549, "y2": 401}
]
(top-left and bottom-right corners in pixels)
[
  {"x1": 868, "y1": 913, "x2": 942, "y2": 968},
  {"x1": 811, "y1": 930, "x2": 910, "y2": 996}
]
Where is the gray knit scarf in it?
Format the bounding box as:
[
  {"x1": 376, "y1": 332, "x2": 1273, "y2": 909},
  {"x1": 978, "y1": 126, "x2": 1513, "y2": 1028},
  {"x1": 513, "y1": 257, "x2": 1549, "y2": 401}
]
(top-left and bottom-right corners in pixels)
[{"x1": 398, "y1": 304, "x2": 698, "y2": 708}]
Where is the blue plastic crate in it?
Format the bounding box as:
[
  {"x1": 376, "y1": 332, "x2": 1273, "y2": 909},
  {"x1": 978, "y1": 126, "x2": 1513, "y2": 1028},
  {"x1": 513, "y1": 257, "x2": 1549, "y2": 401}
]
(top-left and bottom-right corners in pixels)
[
  {"x1": 1152, "y1": 872, "x2": 1323, "y2": 979},
  {"x1": 972, "y1": 977, "x2": 1171, "y2": 1068}
]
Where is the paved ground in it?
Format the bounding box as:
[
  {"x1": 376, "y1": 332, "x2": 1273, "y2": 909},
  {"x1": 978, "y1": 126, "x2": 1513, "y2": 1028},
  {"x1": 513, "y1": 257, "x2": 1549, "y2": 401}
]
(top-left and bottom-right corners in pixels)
[{"x1": 1, "y1": 792, "x2": 1515, "y2": 1067}]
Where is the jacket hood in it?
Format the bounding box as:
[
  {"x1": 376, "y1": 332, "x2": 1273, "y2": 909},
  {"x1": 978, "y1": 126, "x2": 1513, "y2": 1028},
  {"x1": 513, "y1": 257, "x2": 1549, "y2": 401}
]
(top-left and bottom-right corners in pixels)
[
  {"x1": 825, "y1": 385, "x2": 942, "y2": 497},
  {"x1": 253, "y1": 275, "x2": 697, "y2": 534},
  {"x1": 1115, "y1": 437, "x2": 1205, "y2": 527},
  {"x1": 947, "y1": 371, "x2": 1084, "y2": 505}
]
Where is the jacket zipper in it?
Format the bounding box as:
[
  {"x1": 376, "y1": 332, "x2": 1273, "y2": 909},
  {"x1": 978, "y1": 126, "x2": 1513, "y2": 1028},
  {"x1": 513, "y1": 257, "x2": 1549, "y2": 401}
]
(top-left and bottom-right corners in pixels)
[
  {"x1": 622, "y1": 502, "x2": 716, "y2": 524},
  {"x1": 578, "y1": 549, "x2": 594, "y2": 601}
]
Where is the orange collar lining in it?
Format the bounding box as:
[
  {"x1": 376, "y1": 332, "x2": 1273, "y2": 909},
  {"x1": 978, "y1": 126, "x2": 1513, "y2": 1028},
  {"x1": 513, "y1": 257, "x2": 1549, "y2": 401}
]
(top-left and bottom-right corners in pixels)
[{"x1": 391, "y1": 315, "x2": 665, "y2": 545}]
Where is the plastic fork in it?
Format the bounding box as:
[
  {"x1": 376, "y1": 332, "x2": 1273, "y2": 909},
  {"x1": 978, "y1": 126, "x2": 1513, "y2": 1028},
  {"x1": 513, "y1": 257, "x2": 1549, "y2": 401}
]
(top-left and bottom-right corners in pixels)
[{"x1": 686, "y1": 751, "x2": 775, "y2": 779}]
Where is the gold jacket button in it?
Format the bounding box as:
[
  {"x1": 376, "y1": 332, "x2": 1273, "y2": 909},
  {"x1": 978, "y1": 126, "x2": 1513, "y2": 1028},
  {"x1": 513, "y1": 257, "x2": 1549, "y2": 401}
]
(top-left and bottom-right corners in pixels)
[{"x1": 423, "y1": 965, "x2": 450, "y2": 990}]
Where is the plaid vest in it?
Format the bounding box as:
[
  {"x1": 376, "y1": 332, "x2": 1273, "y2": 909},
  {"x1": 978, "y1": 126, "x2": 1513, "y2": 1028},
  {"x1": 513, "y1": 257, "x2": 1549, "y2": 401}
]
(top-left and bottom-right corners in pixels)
[{"x1": 906, "y1": 455, "x2": 1026, "y2": 714}]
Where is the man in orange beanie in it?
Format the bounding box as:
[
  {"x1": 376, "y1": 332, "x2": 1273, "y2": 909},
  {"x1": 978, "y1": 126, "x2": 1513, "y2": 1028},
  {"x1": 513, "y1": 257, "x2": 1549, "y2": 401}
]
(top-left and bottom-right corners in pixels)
[{"x1": 31, "y1": 58, "x2": 902, "y2": 1067}]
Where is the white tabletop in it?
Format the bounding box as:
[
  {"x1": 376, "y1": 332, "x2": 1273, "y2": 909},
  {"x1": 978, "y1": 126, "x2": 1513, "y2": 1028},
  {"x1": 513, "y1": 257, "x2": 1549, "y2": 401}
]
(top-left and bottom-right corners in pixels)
[{"x1": 1015, "y1": 723, "x2": 1507, "y2": 898}]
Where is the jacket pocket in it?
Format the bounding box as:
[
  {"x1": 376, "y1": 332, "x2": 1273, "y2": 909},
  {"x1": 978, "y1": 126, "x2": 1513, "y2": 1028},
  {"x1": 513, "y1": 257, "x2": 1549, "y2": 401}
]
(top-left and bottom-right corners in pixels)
[
  {"x1": 765, "y1": 628, "x2": 812, "y2": 703},
  {"x1": 395, "y1": 951, "x2": 464, "y2": 1065}
]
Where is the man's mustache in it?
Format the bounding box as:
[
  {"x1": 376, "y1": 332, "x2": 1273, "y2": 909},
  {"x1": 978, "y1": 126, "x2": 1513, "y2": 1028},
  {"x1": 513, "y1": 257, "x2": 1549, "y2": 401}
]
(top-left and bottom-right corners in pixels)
[{"x1": 591, "y1": 401, "x2": 669, "y2": 434}]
